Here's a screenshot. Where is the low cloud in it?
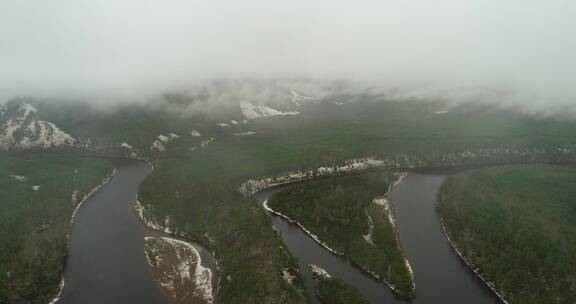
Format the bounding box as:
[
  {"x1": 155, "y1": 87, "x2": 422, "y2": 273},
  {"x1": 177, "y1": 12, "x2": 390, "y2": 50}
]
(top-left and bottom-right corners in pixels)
[{"x1": 1, "y1": 0, "x2": 575, "y2": 109}]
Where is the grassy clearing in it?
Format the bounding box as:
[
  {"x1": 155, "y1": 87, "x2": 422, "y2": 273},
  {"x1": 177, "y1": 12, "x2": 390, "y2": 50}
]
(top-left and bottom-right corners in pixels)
[
  {"x1": 438, "y1": 164, "x2": 576, "y2": 304},
  {"x1": 0, "y1": 154, "x2": 113, "y2": 303}
]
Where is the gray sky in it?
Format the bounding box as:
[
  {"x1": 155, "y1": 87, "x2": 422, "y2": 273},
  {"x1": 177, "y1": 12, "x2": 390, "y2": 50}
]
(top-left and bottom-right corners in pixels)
[{"x1": 1, "y1": 0, "x2": 575, "y2": 104}]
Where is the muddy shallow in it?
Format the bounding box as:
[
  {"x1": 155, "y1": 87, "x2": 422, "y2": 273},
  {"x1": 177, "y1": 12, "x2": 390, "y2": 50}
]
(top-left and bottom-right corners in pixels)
[{"x1": 255, "y1": 172, "x2": 502, "y2": 304}]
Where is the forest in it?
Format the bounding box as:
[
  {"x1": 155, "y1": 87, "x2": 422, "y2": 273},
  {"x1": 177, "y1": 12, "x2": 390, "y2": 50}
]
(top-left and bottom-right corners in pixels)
[
  {"x1": 267, "y1": 172, "x2": 414, "y2": 296},
  {"x1": 438, "y1": 164, "x2": 576, "y2": 304},
  {"x1": 312, "y1": 266, "x2": 371, "y2": 304},
  {"x1": 0, "y1": 154, "x2": 113, "y2": 303}
]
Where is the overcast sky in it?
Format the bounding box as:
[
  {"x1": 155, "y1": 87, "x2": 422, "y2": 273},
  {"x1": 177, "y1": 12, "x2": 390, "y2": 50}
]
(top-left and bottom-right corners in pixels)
[{"x1": 1, "y1": 0, "x2": 575, "y2": 103}]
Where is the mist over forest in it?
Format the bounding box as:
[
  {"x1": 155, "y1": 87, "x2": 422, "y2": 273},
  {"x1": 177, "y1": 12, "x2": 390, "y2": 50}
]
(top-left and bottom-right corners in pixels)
[{"x1": 1, "y1": 0, "x2": 575, "y2": 116}]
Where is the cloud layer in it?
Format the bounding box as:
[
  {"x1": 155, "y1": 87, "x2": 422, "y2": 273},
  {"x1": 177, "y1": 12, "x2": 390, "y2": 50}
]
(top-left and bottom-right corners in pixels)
[{"x1": 1, "y1": 0, "x2": 575, "y2": 103}]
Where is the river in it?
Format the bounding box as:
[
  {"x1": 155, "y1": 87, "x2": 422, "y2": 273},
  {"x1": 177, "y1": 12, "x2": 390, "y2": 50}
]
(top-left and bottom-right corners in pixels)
[
  {"x1": 57, "y1": 159, "x2": 168, "y2": 303},
  {"x1": 255, "y1": 172, "x2": 502, "y2": 304},
  {"x1": 57, "y1": 158, "x2": 501, "y2": 303},
  {"x1": 57, "y1": 158, "x2": 220, "y2": 304}
]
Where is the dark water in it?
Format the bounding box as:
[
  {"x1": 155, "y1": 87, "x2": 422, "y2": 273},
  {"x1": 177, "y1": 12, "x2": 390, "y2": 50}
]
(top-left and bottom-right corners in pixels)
[
  {"x1": 58, "y1": 159, "x2": 169, "y2": 304},
  {"x1": 255, "y1": 172, "x2": 502, "y2": 304}
]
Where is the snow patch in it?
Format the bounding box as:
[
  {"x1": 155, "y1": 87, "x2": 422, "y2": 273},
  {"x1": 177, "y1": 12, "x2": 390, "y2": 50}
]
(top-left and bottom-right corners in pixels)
[
  {"x1": 151, "y1": 133, "x2": 179, "y2": 151},
  {"x1": 0, "y1": 102, "x2": 76, "y2": 151},
  {"x1": 282, "y1": 269, "x2": 296, "y2": 284},
  {"x1": 158, "y1": 135, "x2": 170, "y2": 142},
  {"x1": 120, "y1": 142, "x2": 133, "y2": 150},
  {"x1": 309, "y1": 264, "x2": 331, "y2": 279},
  {"x1": 290, "y1": 90, "x2": 318, "y2": 106},
  {"x1": 190, "y1": 130, "x2": 202, "y2": 137},
  {"x1": 239, "y1": 101, "x2": 299, "y2": 120},
  {"x1": 11, "y1": 174, "x2": 26, "y2": 181},
  {"x1": 233, "y1": 131, "x2": 258, "y2": 136},
  {"x1": 144, "y1": 236, "x2": 214, "y2": 303},
  {"x1": 151, "y1": 140, "x2": 166, "y2": 152}
]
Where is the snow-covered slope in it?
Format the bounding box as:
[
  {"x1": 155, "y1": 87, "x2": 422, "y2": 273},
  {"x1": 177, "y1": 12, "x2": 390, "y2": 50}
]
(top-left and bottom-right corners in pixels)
[
  {"x1": 240, "y1": 101, "x2": 299, "y2": 120},
  {"x1": 290, "y1": 90, "x2": 319, "y2": 106},
  {"x1": 0, "y1": 100, "x2": 75, "y2": 151}
]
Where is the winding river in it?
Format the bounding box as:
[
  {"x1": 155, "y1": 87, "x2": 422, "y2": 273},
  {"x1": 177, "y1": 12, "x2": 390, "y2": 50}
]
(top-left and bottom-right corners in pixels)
[
  {"x1": 57, "y1": 158, "x2": 501, "y2": 303},
  {"x1": 255, "y1": 171, "x2": 502, "y2": 304},
  {"x1": 57, "y1": 159, "x2": 217, "y2": 304},
  {"x1": 57, "y1": 159, "x2": 168, "y2": 303}
]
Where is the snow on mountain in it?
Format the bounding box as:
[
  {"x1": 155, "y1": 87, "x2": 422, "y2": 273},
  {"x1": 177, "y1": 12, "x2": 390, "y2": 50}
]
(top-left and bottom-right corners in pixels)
[
  {"x1": 120, "y1": 142, "x2": 133, "y2": 150},
  {"x1": 290, "y1": 90, "x2": 319, "y2": 106},
  {"x1": 0, "y1": 101, "x2": 75, "y2": 151},
  {"x1": 240, "y1": 101, "x2": 299, "y2": 120}
]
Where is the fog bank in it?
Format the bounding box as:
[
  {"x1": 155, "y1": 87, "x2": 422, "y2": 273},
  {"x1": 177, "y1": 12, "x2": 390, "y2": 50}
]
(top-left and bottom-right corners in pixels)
[{"x1": 1, "y1": 0, "x2": 575, "y2": 106}]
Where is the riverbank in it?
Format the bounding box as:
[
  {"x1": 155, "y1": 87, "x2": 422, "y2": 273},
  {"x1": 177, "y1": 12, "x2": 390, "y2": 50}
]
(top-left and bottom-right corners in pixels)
[
  {"x1": 309, "y1": 264, "x2": 370, "y2": 304},
  {"x1": 144, "y1": 236, "x2": 214, "y2": 304},
  {"x1": 354, "y1": 173, "x2": 415, "y2": 298},
  {"x1": 0, "y1": 155, "x2": 115, "y2": 304},
  {"x1": 437, "y1": 165, "x2": 576, "y2": 304},
  {"x1": 264, "y1": 172, "x2": 415, "y2": 298},
  {"x1": 439, "y1": 218, "x2": 510, "y2": 304},
  {"x1": 263, "y1": 199, "x2": 343, "y2": 255},
  {"x1": 135, "y1": 199, "x2": 220, "y2": 303},
  {"x1": 49, "y1": 166, "x2": 118, "y2": 304}
]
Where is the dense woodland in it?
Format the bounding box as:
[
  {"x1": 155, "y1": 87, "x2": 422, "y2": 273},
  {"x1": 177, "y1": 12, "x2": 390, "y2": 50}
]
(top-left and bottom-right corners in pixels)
[
  {"x1": 438, "y1": 164, "x2": 576, "y2": 304},
  {"x1": 267, "y1": 173, "x2": 414, "y2": 296},
  {"x1": 314, "y1": 273, "x2": 371, "y2": 304},
  {"x1": 10, "y1": 94, "x2": 576, "y2": 302},
  {"x1": 0, "y1": 155, "x2": 113, "y2": 303}
]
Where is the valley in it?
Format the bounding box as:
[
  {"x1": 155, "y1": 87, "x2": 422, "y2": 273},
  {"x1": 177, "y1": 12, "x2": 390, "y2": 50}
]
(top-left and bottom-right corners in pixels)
[{"x1": 1, "y1": 81, "x2": 576, "y2": 303}]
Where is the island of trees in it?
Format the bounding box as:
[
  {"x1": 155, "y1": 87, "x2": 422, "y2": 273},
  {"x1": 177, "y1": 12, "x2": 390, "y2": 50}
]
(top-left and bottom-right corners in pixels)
[{"x1": 268, "y1": 172, "x2": 414, "y2": 297}]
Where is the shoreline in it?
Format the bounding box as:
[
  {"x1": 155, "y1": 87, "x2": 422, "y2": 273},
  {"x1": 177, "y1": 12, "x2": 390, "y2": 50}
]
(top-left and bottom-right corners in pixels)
[
  {"x1": 355, "y1": 172, "x2": 415, "y2": 298},
  {"x1": 48, "y1": 166, "x2": 118, "y2": 304},
  {"x1": 135, "y1": 198, "x2": 221, "y2": 302},
  {"x1": 262, "y1": 199, "x2": 344, "y2": 255},
  {"x1": 438, "y1": 217, "x2": 510, "y2": 304},
  {"x1": 260, "y1": 172, "x2": 416, "y2": 298},
  {"x1": 70, "y1": 168, "x2": 118, "y2": 225},
  {"x1": 143, "y1": 236, "x2": 214, "y2": 304}
]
